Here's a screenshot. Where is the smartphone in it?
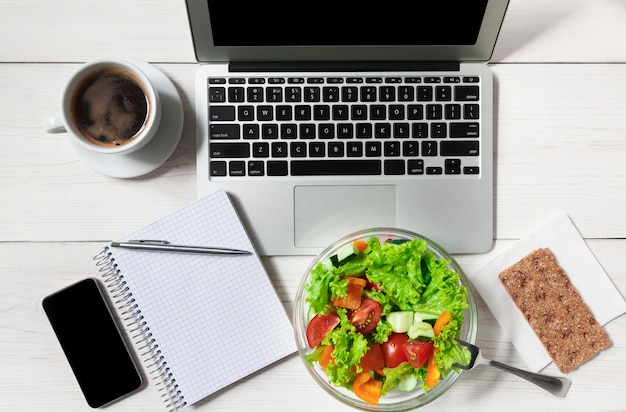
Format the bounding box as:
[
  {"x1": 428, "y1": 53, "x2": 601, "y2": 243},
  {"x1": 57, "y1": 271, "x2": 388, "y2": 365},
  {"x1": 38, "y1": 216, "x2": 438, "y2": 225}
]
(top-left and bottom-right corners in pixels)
[{"x1": 43, "y1": 278, "x2": 143, "y2": 408}]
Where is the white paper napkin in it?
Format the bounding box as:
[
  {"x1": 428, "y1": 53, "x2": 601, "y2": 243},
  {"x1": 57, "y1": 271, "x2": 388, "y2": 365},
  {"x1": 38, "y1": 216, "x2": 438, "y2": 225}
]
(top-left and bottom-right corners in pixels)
[{"x1": 468, "y1": 213, "x2": 626, "y2": 373}]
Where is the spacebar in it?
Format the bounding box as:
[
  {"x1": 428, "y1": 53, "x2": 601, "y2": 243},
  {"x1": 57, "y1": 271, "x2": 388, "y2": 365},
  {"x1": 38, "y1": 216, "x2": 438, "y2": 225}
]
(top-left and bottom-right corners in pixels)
[{"x1": 291, "y1": 160, "x2": 382, "y2": 176}]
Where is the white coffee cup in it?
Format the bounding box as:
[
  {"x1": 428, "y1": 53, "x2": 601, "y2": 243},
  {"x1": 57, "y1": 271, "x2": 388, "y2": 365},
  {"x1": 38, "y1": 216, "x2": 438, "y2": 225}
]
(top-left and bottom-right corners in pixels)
[{"x1": 44, "y1": 58, "x2": 162, "y2": 155}]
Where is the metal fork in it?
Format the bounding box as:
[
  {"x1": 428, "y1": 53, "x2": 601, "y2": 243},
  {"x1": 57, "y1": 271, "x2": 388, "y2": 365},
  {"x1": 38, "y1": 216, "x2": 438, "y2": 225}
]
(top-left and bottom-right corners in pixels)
[{"x1": 454, "y1": 339, "x2": 571, "y2": 397}]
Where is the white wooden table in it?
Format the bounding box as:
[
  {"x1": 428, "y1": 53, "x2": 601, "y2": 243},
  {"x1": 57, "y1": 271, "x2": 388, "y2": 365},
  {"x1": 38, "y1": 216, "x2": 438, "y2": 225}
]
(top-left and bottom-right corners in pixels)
[{"x1": 1, "y1": 1, "x2": 625, "y2": 411}]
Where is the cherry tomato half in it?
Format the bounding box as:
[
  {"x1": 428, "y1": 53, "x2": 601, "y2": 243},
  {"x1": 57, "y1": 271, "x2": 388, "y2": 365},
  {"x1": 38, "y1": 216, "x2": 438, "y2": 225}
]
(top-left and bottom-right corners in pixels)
[
  {"x1": 381, "y1": 333, "x2": 409, "y2": 368},
  {"x1": 349, "y1": 298, "x2": 382, "y2": 335},
  {"x1": 306, "y1": 313, "x2": 340, "y2": 348},
  {"x1": 359, "y1": 343, "x2": 385, "y2": 371},
  {"x1": 404, "y1": 339, "x2": 434, "y2": 368}
]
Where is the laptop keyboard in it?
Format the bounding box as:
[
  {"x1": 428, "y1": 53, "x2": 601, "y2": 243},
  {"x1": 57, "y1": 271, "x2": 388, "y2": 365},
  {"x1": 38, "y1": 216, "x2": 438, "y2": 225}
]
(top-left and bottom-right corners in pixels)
[{"x1": 206, "y1": 75, "x2": 481, "y2": 178}]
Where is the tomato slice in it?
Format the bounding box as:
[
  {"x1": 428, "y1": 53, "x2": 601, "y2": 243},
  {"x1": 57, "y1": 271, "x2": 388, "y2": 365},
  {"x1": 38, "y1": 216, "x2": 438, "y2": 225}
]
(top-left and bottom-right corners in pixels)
[
  {"x1": 403, "y1": 339, "x2": 434, "y2": 368},
  {"x1": 353, "y1": 372, "x2": 382, "y2": 406},
  {"x1": 306, "y1": 313, "x2": 340, "y2": 348},
  {"x1": 359, "y1": 344, "x2": 385, "y2": 371},
  {"x1": 332, "y1": 277, "x2": 366, "y2": 310},
  {"x1": 381, "y1": 333, "x2": 409, "y2": 368},
  {"x1": 349, "y1": 298, "x2": 382, "y2": 335}
]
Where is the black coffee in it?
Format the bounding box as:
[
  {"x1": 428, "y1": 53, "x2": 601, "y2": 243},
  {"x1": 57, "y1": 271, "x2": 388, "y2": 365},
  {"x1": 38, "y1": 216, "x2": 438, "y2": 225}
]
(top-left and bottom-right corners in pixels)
[{"x1": 71, "y1": 67, "x2": 149, "y2": 147}]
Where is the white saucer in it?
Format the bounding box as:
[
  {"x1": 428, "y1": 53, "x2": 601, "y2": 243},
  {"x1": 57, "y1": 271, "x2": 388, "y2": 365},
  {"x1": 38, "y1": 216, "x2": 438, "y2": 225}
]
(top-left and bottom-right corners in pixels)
[{"x1": 68, "y1": 60, "x2": 184, "y2": 178}]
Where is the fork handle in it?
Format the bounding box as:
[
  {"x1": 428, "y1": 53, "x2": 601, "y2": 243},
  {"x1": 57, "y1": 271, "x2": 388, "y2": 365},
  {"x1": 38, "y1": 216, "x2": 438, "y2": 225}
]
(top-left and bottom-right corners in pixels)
[{"x1": 488, "y1": 360, "x2": 571, "y2": 397}]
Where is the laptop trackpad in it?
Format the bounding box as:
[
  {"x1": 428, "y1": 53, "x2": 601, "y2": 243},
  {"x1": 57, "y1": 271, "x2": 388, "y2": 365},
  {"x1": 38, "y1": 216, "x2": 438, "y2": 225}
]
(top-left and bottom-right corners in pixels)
[{"x1": 294, "y1": 185, "x2": 397, "y2": 248}]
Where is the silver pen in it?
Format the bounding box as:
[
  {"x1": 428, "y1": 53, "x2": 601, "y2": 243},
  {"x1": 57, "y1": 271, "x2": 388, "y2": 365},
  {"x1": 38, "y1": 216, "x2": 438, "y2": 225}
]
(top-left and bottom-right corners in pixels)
[{"x1": 110, "y1": 239, "x2": 252, "y2": 255}]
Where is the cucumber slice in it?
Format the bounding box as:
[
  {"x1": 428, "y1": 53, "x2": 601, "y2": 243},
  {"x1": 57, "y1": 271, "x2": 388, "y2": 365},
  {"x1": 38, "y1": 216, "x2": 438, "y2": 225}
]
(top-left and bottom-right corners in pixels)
[
  {"x1": 327, "y1": 243, "x2": 359, "y2": 267},
  {"x1": 398, "y1": 373, "x2": 418, "y2": 392},
  {"x1": 413, "y1": 311, "x2": 439, "y2": 323},
  {"x1": 407, "y1": 321, "x2": 435, "y2": 340},
  {"x1": 387, "y1": 311, "x2": 414, "y2": 333}
]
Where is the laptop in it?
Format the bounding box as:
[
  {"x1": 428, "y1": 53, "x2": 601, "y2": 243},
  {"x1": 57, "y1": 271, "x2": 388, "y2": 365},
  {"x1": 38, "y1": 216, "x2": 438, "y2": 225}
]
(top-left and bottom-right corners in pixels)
[{"x1": 186, "y1": 0, "x2": 509, "y2": 256}]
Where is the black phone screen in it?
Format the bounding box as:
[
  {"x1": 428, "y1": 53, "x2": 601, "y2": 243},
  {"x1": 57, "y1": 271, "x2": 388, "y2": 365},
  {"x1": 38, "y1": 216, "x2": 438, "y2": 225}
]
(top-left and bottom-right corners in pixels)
[{"x1": 43, "y1": 278, "x2": 142, "y2": 408}]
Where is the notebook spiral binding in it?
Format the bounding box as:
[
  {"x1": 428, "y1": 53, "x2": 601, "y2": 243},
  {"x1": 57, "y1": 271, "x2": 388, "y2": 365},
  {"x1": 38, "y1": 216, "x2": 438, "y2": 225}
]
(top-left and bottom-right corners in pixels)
[{"x1": 94, "y1": 248, "x2": 188, "y2": 411}]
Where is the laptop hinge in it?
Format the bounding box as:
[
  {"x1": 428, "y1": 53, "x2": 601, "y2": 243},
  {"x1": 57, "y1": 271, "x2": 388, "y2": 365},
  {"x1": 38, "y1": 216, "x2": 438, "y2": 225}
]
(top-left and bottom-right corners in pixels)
[{"x1": 229, "y1": 61, "x2": 460, "y2": 72}]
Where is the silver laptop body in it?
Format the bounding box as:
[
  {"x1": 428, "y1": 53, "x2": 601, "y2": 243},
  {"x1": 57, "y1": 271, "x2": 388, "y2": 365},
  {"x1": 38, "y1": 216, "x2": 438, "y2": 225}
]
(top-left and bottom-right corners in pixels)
[{"x1": 186, "y1": 0, "x2": 509, "y2": 255}]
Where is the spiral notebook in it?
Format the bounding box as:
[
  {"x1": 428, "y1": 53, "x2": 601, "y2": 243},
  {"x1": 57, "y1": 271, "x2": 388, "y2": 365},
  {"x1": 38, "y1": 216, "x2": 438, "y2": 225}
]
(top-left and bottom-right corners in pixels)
[{"x1": 96, "y1": 190, "x2": 295, "y2": 410}]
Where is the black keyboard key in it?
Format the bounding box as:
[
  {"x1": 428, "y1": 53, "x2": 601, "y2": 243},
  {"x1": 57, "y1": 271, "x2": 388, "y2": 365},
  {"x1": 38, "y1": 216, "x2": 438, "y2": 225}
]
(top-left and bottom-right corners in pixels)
[
  {"x1": 374, "y1": 123, "x2": 391, "y2": 138},
  {"x1": 407, "y1": 159, "x2": 424, "y2": 174},
  {"x1": 424, "y1": 77, "x2": 442, "y2": 83},
  {"x1": 249, "y1": 78, "x2": 266, "y2": 84},
  {"x1": 243, "y1": 124, "x2": 259, "y2": 139},
  {"x1": 412, "y1": 123, "x2": 428, "y2": 138},
  {"x1": 267, "y1": 161, "x2": 288, "y2": 176},
  {"x1": 426, "y1": 104, "x2": 443, "y2": 120},
  {"x1": 445, "y1": 159, "x2": 462, "y2": 174},
  {"x1": 389, "y1": 105, "x2": 405, "y2": 120},
  {"x1": 228, "y1": 87, "x2": 245, "y2": 102},
  {"x1": 267, "y1": 87, "x2": 283, "y2": 102},
  {"x1": 464, "y1": 104, "x2": 480, "y2": 119},
  {"x1": 209, "y1": 106, "x2": 235, "y2": 121},
  {"x1": 342, "y1": 86, "x2": 358, "y2": 102},
  {"x1": 261, "y1": 124, "x2": 278, "y2": 139},
  {"x1": 291, "y1": 160, "x2": 381, "y2": 176},
  {"x1": 210, "y1": 161, "x2": 227, "y2": 176},
  {"x1": 455, "y1": 86, "x2": 479, "y2": 101},
  {"x1": 300, "y1": 124, "x2": 316, "y2": 139},
  {"x1": 304, "y1": 87, "x2": 321, "y2": 102},
  {"x1": 450, "y1": 122, "x2": 480, "y2": 138},
  {"x1": 291, "y1": 142, "x2": 307, "y2": 157},
  {"x1": 210, "y1": 124, "x2": 240, "y2": 139},
  {"x1": 356, "y1": 123, "x2": 372, "y2": 138},
  {"x1": 464, "y1": 166, "x2": 480, "y2": 174},
  {"x1": 352, "y1": 105, "x2": 367, "y2": 120},
  {"x1": 313, "y1": 105, "x2": 331, "y2": 120},
  {"x1": 361, "y1": 86, "x2": 377, "y2": 101},
  {"x1": 426, "y1": 166, "x2": 443, "y2": 174},
  {"x1": 380, "y1": 86, "x2": 396, "y2": 101},
  {"x1": 294, "y1": 105, "x2": 312, "y2": 120},
  {"x1": 318, "y1": 123, "x2": 334, "y2": 139},
  {"x1": 248, "y1": 161, "x2": 265, "y2": 176},
  {"x1": 210, "y1": 142, "x2": 249, "y2": 158},
  {"x1": 370, "y1": 105, "x2": 386, "y2": 120},
  {"x1": 422, "y1": 141, "x2": 437, "y2": 156},
  {"x1": 247, "y1": 87, "x2": 264, "y2": 102},
  {"x1": 384, "y1": 160, "x2": 405, "y2": 175},
  {"x1": 229, "y1": 161, "x2": 246, "y2": 176},
  {"x1": 238, "y1": 105, "x2": 254, "y2": 121},
  {"x1": 403, "y1": 141, "x2": 419, "y2": 156},
  {"x1": 209, "y1": 87, "x2": 226, "y2": 103},
  {"x1": 431, "y1": 123, "x2": 447, "y2": 138},
  {"x1": 445, "y1": 104, "x2": 461, "y2": 119},
  {"x1": 276, "y1": 105, "x2": 293, "y2": 121},
  {"x1": 440, "y1": 141, "x2": 479, "y2": 156},
  {"x1": 323, "y1": 86, "x2": 340, "y2": 102},
  {"x1": 257, "y1": 106, "x2": 273, "y2": 121},
  {"x1": 337, "y1": 123, "x2": 354, "y2": 138},
  {"x1": 365, "y1": 141, "x2": 382, "y2": 156},
  {"x1": 347, "y1": 141, "x2": 363, "y2": 157},
  {"x1": 209, "y1": 78, "x2": 226, "y2": 84},
  {"x1": 398, "y1": 86, "x2": 415, "y2": 101},
  {"x1": 384, "y1": 141, "x2": 401, "y2": 156},
  {"x1": 436, "y1": 86, "x2": 452, "y2": 101},
  {"x1": 281, "y1": 124, "x2": 297, "y2": 139},
  {"x1": 272, "y1": 142, "x2": 288, "y2": 157},
  {"x1": 394, "y1": 123, "x2": 410, "y2": 138},
  {"x1": 285, "y1": 87, "x2": 302, "y2": 102},
  {"x1": 333, "y1": 105, "x2": 349, "y2": 120},
  {"x1": 407, "y1": 105, "x2": 424, "y2": 120},
  {"x1": 417, "y1": 86, "x2": 433, "y2": 101},
  {"x1": 309, "y1": 142, "x2": 325, "y2": 157},
  {"x1": 328, "y1": 142, "x2": 344, "y2": 157}
]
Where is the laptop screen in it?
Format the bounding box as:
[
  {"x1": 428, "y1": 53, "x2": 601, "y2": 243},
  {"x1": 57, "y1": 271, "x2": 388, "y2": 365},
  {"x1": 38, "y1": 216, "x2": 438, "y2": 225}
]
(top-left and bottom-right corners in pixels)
[
  {"x1": 186, "y1": 0, "x2": 509, "y2": 62},
  {"x1": 208, "y1": 1, "x2": 489, "y2": 47}
]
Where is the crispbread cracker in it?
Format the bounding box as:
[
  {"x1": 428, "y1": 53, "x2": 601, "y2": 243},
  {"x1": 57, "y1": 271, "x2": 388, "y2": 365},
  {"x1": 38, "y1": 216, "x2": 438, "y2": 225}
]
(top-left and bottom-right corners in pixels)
[{"x1": 498, "y1": 248, "x2": 610, "y2": 373}]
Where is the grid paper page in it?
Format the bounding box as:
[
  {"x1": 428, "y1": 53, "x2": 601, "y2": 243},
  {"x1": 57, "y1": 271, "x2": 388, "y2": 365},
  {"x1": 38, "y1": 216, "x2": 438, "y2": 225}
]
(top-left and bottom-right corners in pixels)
[{"x1": 107, "y1": 190, "x2": 295, "y2": 406}]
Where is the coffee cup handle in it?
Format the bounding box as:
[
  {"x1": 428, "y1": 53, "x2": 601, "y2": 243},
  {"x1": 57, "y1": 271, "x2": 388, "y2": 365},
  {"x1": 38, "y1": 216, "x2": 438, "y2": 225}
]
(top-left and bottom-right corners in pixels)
[{"x1": 43, "y1": 116, "x2": 67, "y2": 134}]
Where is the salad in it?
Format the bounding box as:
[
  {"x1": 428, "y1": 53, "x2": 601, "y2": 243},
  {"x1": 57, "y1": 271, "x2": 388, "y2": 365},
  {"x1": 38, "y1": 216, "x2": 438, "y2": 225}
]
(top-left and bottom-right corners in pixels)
[{"x1": 303, "y1": 236, "x2": 471, "y2": 406}]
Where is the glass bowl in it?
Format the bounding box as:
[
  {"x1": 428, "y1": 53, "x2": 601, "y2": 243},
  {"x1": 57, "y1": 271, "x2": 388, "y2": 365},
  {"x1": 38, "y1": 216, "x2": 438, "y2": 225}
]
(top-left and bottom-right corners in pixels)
[{"x1": 293, "y1": 228, "x2": 478, "y2": 411}]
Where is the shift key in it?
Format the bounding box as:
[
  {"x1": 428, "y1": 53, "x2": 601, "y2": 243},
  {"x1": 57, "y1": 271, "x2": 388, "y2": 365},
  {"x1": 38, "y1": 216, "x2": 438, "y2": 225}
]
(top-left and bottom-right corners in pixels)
[{"x1": 210, "y1": 124, "x2": 240, "y2": 139}]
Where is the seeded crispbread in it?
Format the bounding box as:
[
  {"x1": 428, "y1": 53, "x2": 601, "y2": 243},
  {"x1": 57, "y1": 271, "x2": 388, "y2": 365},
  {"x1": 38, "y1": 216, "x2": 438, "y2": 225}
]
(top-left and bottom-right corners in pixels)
[{"x1": 498, "y1": 248, "x2": 610, "y2": 373}]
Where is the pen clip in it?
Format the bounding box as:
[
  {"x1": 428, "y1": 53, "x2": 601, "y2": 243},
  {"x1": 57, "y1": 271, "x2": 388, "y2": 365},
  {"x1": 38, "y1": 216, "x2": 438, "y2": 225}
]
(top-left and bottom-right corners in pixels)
[{"x1": 129, "y1": 239, "x2": 170, "y2": 245}]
